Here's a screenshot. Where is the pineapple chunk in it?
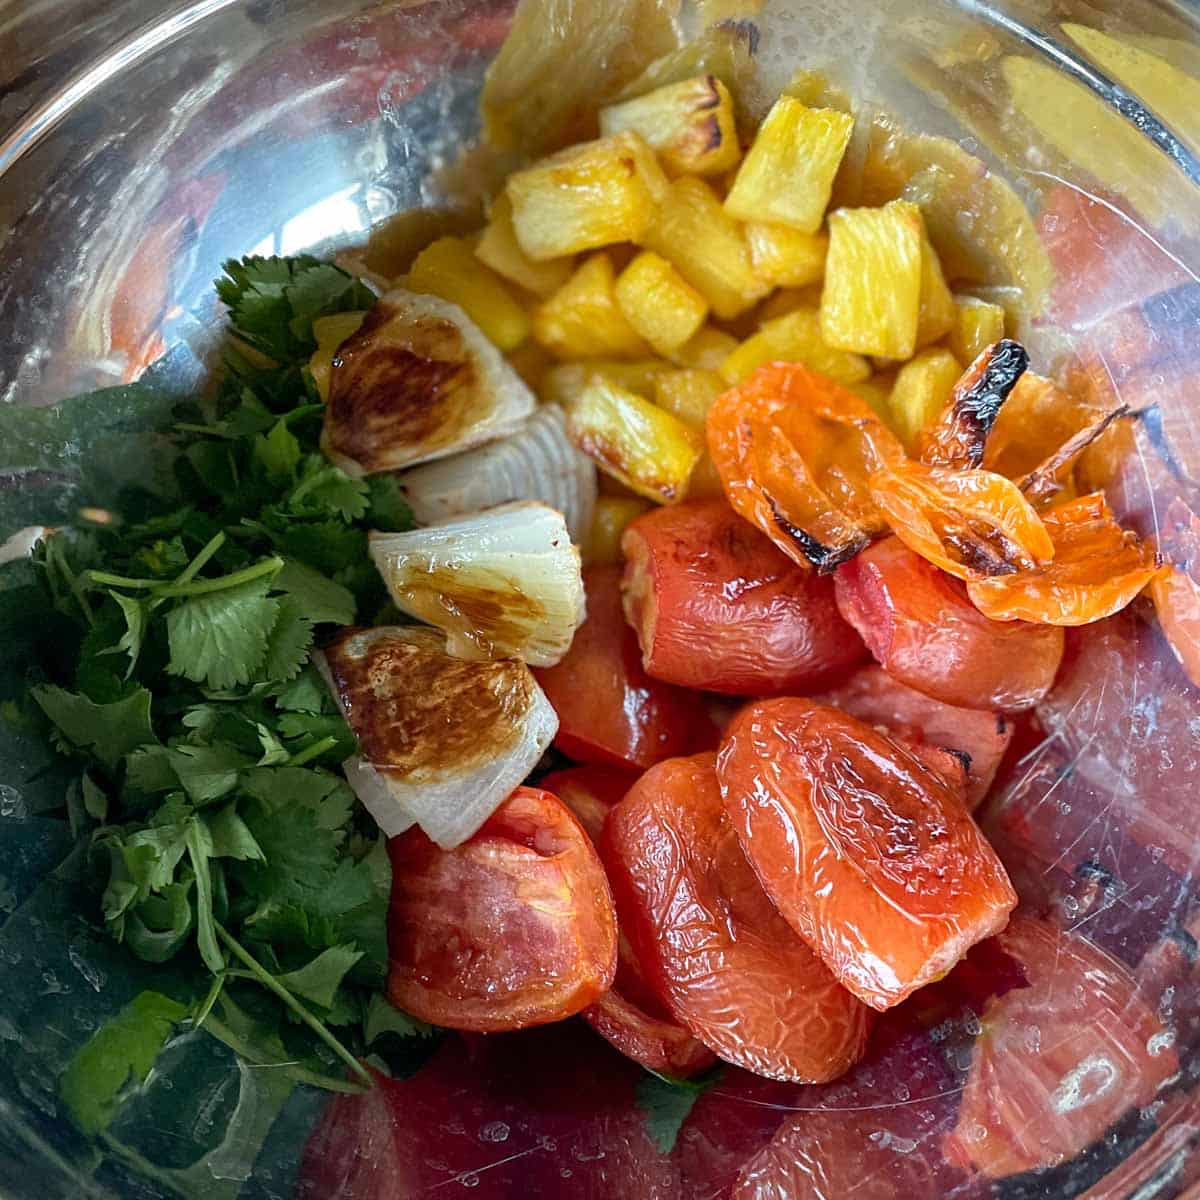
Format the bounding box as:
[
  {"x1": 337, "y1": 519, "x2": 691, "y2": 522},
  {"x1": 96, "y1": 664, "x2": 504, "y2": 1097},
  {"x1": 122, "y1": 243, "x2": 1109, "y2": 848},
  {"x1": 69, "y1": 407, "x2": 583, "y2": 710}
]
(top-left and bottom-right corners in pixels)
[
  {"x1": 533, "y1": 254, "x2": 650, "y2": 360},
  {"x1": 725, "y1": 98, "x2": 854, "y2": 232},
  {"x1": 585, "y1": 495, "x2": 652, "y2": 565},
  {"x1": 615, "y1": 251, "x2": 709, "y2": 356},
  {"x1": 670, "y1": 325, "x2": 740, "y2": 369},
  {"x1": 566, "y1": 379, "x2": 703, "y2": 504},
  {"x1": 506, "y1": 132, "x2": 669, "y2": 262},
  {"x1": 539, "y1": 359, "x2": 672, "y2": 406},
  {"x1": 408, "y1": 237, "x2": 530, "y2": 351},
  {"x1": 746, "y1": 223, "x2": 828, "y2": 288},
  {"x1": 948, "y1": 294, "x2": 1007, "y2": 365},
  {"x1": 820, "y1": 200, "x2": 923, "y2": 359},
  {"x1": 916, "y1": 228, "x2": 956, "y2": 348},
  {"x1": 688, "y1": 453, "x2": 727, "y2": 500},
  {"x1": 887, "y1": 348, "x2": 962, "y2": 451},
  {"x1": 847, "y1": 373, "x2": 896, "y2": 423},
  {"x1": 641, "y1": 177, "x2": 768, "y2": 319},
  {"x1": 599, "y1": 75, "x2": 740, "y2": 177},
  {"x1": 653, "y1": 368, "x2": 726, "y2": 429},
  {"x1": 476, "y1": 194, "x2": 574, "y2": 298},
  {"x1": 720, "y1": 306, "x2": 871, "y2": 386},
  {"x1": 758, "y1": 285, "x2": 825, "y2": 322},
  {"x1": 310, "y1": 311, "x2": 368, "y2": 402}
]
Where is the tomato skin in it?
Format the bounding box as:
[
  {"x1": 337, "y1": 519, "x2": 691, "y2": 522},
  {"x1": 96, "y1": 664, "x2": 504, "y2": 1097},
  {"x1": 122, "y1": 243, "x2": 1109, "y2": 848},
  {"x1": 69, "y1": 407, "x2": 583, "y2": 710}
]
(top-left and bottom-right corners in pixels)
[
  {"x1": 535, "y1": 565, "x2": 695, "y2": 770},
  {"x1": 539, "y1": 765, "x2": 639, "y2": 844},
  {"x1": 602, "y1": 752, "x2": 872, "y2": 1083},
  {"x1": 386, "y1": 787, "x2": 617, "y2": 1031},
  {"x1": 816, "y1": 665, "x2": 1013, "y2": 809},
  {"x1": 620, "y1": 500, "x2": 867, "y2": 694},
  {"x1": 943, "y1": 917, "x2": 1178, "y2": 1178},
  {"x1": 834, "y1": 536, "x2": 1064, "y2": 711},
  {"x1": 718, "y1": 700, "x2": 1017, "y2": 1011}
]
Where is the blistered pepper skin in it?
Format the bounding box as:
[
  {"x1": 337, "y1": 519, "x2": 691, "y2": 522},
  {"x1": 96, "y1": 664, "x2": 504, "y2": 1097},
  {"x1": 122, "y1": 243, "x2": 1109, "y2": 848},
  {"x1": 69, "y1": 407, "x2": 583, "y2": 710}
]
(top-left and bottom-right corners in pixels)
[
  {"x1": 602, "y1": 752, "x2": 872, "y2": 1083},
  {"x1": 834, "y1": 537, "x2": 1064, "y2": 711},
  {"x1": 717, "y1": 699, "x2": 1018, "y2": 1011}
]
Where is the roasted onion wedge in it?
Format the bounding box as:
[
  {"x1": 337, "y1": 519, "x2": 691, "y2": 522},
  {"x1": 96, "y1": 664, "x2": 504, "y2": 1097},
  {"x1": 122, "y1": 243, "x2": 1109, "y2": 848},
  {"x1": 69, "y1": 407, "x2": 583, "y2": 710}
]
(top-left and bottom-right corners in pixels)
[
  {"x1": 369, "y1": 502, "x2": 586, "y2": 667},
  {"x1": 320, "y1": 289, "x2": 535, "y2": 477},
  {"x1": 315, "y1": 626, "x2": 558, "y2": 848},
  {"x1": 396, "y1": 406, "x2": 597, "y2": 541}
]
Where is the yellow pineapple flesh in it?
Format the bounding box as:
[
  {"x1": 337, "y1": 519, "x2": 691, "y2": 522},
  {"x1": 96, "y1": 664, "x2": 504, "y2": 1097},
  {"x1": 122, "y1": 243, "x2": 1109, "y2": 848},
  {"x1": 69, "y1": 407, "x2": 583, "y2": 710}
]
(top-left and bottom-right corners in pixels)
[
  {"x1": 746, "y1": 223, "x2": 829, "y2": 289},
  {"x1": 947, "y1": 294, "x2": 1007, "y2": 365},
  {"x1": 915, "y1": 227, "x2": 956, "y2": 348},
  {"x1": 476, "y1": 194, "x2": 574, "y2": 298},
  {"x1": 615, "y1": 251, "x2": 709, "y2": 356},
  {"x1": 887, "y1": 347, "x2": 962, "y2": 451},
  {"x1": 720, "y1": 306, "x2": 871, "y2": 386},
  {"x1": 652, "y1": 368, "x2": 726, "y2": 429},
  {"x1": 533, "y1": 253, "x2": 650, "y2": 360},
  {"x1": 584, "y1": 496, "x2": 653, "y2": 565},
  {"x1": 310, "y1": 312, "x2": 368, "y2": 402},
  {"x1": 539, "y1": 359, "x2": 673, "y2": 407},
  {"x1": 669, "y1": 325, "x2": 740, "y2": 369}
]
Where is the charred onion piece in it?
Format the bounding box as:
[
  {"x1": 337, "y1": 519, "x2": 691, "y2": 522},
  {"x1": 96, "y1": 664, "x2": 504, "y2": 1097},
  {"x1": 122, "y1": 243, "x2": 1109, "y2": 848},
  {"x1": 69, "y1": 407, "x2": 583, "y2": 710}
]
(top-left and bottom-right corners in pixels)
[
  {"x1": 919, "y1": 339, "x2": 1029, "y2": 469},
  {"x1": 1018, "y1": 404, "x2": 1134, "y2": 506}
]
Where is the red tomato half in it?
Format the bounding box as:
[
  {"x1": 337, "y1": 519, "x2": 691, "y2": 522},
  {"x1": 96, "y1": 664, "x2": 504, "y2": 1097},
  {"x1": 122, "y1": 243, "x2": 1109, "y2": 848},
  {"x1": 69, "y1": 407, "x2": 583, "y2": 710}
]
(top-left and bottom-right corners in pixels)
[
  {"x1": 603, "y1": 752, "x2": 872, "y2": 1082},
  {"x1": 387, "y1": 787, "x2": 617, "y2": 1031},
  {"x1": 943, "y1": 916, "x2": 1178, "y2": 1178},
  {"x1": 620, "y1": 500, "x2": 866, "y2": 694},
  {"x1": 834, "y1": 536, "x2": 1064, "y2": 711},
  {"x1": 539, "y1": 765, "x2": 638, "y2": 843},
  {"x1": 718, "y1": 700, "x2": 1018, "y2": 1011},
  {"x1": 535, "y1": 565, "x2": 696, "y2": 769},
  {"x1": 816, "y1": 665, "x2": 1013, "y2": 809}
]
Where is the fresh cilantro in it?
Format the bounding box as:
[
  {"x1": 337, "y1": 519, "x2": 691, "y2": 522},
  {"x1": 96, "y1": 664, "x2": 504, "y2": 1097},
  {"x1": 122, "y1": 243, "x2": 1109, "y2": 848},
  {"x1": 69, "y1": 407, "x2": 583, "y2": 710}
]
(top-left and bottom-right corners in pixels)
[
  {"x1": 366, "y1": 475, "x2": 416, "y2": 532},
  {"x1": 31, "y1": 685, "x2": 157, "y2": 768},
  {"x1": 254, "y1": 419, "x2": 302, "y2": 480},
  {"x1": 276, "y1": 944, "x2": 363, "y2": 1010},
  {"x1": 207, "y1": 805, "x2": 265, "y2": 861},
  {"x1": 364, "y1": 993, "x2": 435, "y2": 1044},
  {"x1": 261, "y1": 597, "x2": 315, "y2": 683},
  {"x1": 288, "y1": 456, "x2": 369, "y2": 521},
  {"x1": 636, "y1": 1067, "x2": 725, "y2": 1154},
  {"x1": 275, "y1": 559, "x2": 356, "y2": 626}
]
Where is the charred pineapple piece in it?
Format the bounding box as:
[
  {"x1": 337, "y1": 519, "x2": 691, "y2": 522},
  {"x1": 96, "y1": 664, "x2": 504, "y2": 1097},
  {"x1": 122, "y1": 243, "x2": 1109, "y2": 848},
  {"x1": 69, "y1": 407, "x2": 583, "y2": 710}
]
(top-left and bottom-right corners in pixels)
[
  {"x1": 725, "y1": 98, "x2": 854, "y2": 232},
  {"x1": 887, "y1": 347, "x2": 963, "y2": 451},
  {"x1": 670, "y1": 325, "x2": 740, "y2": 369},
  {"x1": 746, "y1": 223, "x2": 828, "y2": 289},
  {"x1": 820, "y1": 199, "x2": 923, "y2": 358},
  {"x1": 615, "y1": 251, "x2": 709, "y2": 356},
  {"x1": 641, "y1": 176, "x2": 768, "y2": 319},
  {"x1": 566, "y1": 378, "x2": 703, "y2": 504},
  {"x1": 533, "y1": 253, "x2": 651, "y2": 361},
  {"x1": 407, "y1": 237, "x2": 531, "y2": 351},
  {"x1": 538, "y1": 358, "x2": 672, "y2": 406},
  {"x1": 916, "y1": 228, "x2": 956, "y2": 348},
  {"x1": 321, "y1": 289, "x2": 535, "y2": 477},
  {"x1": 720, "y1": 306, "x2": 871, "y2": 386},
  {"x1": 310, "y1": 311, "x2": 369, "y2": 402},
  {"x1": 948, "y1": 294, "x2": 1007, "y2": 365},
  {"x1": 476, "y1": 194, "x2": 575, "y2": 298},
  {"x1": 599, "y1": 74, "x2": 740, "y2": 176},
  {"x1": 506, "y1": 132, "x2": 669, "y2": 262},
  {"x1": 584, "y1": 495, "x2": 653, "y2": 565},
  {"x1": 652, "y1": 368, "x2": 725, "y2": 429}
]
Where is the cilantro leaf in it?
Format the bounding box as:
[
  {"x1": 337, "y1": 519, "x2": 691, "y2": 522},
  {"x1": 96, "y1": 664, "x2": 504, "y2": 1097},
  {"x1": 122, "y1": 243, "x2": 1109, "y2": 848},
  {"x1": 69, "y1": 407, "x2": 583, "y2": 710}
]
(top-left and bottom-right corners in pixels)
[
  {"x1": 261, "y1": 597, "x2": 314, "y2": 683},
  {"x1": 277, "y1": 521, "x2": 367, "y2": 575},
  {"x1": 288, "y1": 457, "x2": 369, "y2": 521},
  {"x1": 106, "y1": 592, "x2": 148, "y2": 677},
  {"x1": 275, "y1": 944, "x2": 362, "y2": 1010},
  {"x1": 364, "y1": 993, "x2": 435, "y2": 1044},
  {"x1": 166, "y1": 575, "x2": 280, "y2": 689},
  {"x1": 254, "y1": 419, "x2": 302, "y2": 480},
  {"x1": 31, "y1": 684, "x2": 156, "y2": 769},
  {"x1": 274, "y1": 559, "x2": 356, "y2": 626},
  {"x1": 272, "y1": 665, "x2": 329, "y2": 713},
  {"x1": 207, "y1": 805, "x2": 265, "y2": 861},
  {"x1": 124, "y1": 880, "x2": 196, "y2": 962},
  {"x1": 186, "y1": 819, "x2": 224, "y2": 973},
  {"x1": 166, "y1": 743, "x2": 252, "y2": 803},
  {"x1": 366, "y1": 475, "x2": 416, "y2": 532},
  {"x1": 636, "y1": 1067, "x2": 724, "y2": 1154}
]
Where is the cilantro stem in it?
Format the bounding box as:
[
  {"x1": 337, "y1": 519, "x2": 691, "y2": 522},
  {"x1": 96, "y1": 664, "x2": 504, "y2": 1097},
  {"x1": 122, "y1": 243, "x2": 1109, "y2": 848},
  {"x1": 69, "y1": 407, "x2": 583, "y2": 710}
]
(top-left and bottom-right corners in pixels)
[
  {"x1": 214, "y1": 921, "x2": 372, "y2": 1086},
  {"x1": 173, "y1": 531, "x2": 226, "y2": 587},
  {"x1": 286, "y1": 736, "x2": 338, "y2": 767},
  {"x1": 86, "y1": 570, "x2": 161, "y2": 590},
  {"x1": 156, "y1": 556, "x2": 283, "y2": 599},
  {"x1": 191, "y1": 971, "x2": 226, "y2": 1033},
  {"x1": 46, "y1": 538, "x2": 95, "y2": 627}
]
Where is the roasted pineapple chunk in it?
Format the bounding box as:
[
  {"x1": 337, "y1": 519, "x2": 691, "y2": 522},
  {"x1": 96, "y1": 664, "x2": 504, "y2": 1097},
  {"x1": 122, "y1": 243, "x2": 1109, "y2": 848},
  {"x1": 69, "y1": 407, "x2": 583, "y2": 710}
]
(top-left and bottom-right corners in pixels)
[
  {"x1": 746, "y1": 223, "x2": 828, "y2": 288},
  {"x1": 599, "y1": 75, "x2": 740, "y2": 177},
  {"x1": 847, "y1": 373, "x2": 896, "y2": 422},
  {"x1": 584, "y1": 495, "x2": 652, "y2": 565},
  {"x1": 820, "y1": 200, "x2": 923, "y2": 359},
  {"x1": 670, "y1": 325, "x2": 740, "y2": 369},
  {"x1": 758, "y1": 285, "x2": 825, "y2": 322},
  {"x1": 533, "y1": 253, "x2": 650, "y2": 360},
  {"x1": 652, "y1": 368, "x2": 725, "y2": 429},
  {"x1": 407, "y1": 237, "x2": 530, "y2": 351},
  {"x1": 476, "y1": 194, "x2": 574, "y2": 298},
  {"x1": 566, "y1": 379, "x2": 703, "y2": 504},
  {"x1": 506, "y1": 132, "x2": 669, "y2": 261},
  {"x1": 539, "y1": 359, "x2": 673, "y2": 406},
  {"x1": 615, "y1": 251, "x2": 709, "y2": 356},
  {"x1": 948, "y1": 294, "x2": 1007, "y2": 365},
  {"x1": 887, "y1": 348, "x2": 962, "y2": 451},
  {"x1": 725, "y1": 98, "x2": 854, "y2": 232},
  {"x1": 916, "y1": 229, "x2": 956, "y2": 348},
  {"x1": 641, "y1": 177, "x2": 768, "y2": 319},
  {"x1": 720, "y1": 306, "x2": 871, "y2": 386},
  {"x1": 310, "y1": 311, "x2": 368, "y2": 401}
]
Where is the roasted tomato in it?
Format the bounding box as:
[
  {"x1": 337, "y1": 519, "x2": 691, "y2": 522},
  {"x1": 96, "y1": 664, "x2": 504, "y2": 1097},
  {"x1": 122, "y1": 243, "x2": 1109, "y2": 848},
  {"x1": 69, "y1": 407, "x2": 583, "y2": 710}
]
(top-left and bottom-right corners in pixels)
[
  {"x1": 620, "y1": 500, "x2": 866, "y2": 694},
  {"x1": 982, "y1": 370, "x2": 1100, "y2": 481},
  {"x1": 816, "y1": 665, "x2": 1013, "y2": 809},
  {"x1": 718, "y1": 700, "x2": 1018, "y2": 1010},
  {"x1": 540, "y1": 766, "x2": 717, "y2": 1077},
  {"x1": 869, "y1": 460, "x2": 1054, "y2": 581},
  {"x1": 917, "y1": 339, "x2": 1029, "y2": 470},
  {"x1": 387, "y1": 787, "x2": 617, "y2": 1031},
  {"x1": 967, "y1": 493, "x2": 1158, "y2": 625},
  {"x1": 834, "y1": 537, "x2": 1064, "y2": 711},
  {"x1": 534, "y1": 565, "x2": 694, "y2": 769},
  {"x1": 943, "y1": 917, "x2": 1177, "y2": 1178},
  {"x1": 1151, "y1": 497, "x2": 1200, "y2": 687},
  {"x1": 706, "y1": 362, "x2": 904, "y2": 571},
  {"x1": 603, "y1": 752, "x2": 872, "y2": 1082}
]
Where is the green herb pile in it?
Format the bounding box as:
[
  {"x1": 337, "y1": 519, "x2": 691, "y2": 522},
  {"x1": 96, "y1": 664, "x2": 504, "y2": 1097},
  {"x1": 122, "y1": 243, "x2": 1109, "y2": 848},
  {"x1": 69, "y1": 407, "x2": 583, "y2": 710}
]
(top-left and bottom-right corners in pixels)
[{"x1": 2, "y1": 256, "x2": 429, "y2": 1092}]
